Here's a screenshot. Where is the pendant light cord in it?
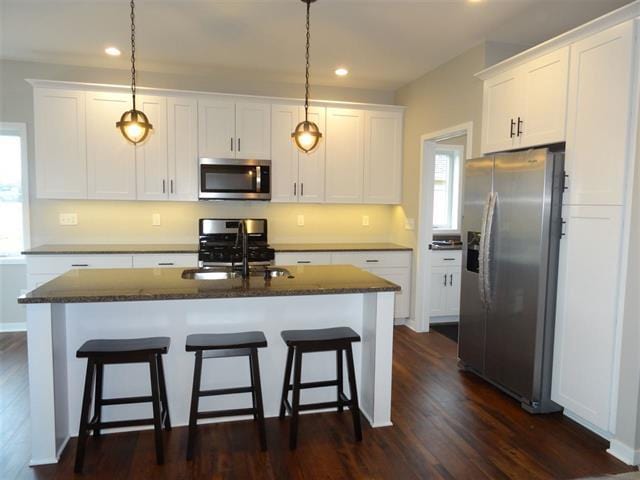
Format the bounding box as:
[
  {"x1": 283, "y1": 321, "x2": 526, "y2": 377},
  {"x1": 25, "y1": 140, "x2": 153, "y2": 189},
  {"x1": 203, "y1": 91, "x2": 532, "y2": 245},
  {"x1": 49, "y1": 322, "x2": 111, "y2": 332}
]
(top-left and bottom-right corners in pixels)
[
  {"x1": 304, "y1": 0, "x2": 311, "y2": 122},
  {"x1": 130, "y1": 0, "x2": 137, "y2": 111}
]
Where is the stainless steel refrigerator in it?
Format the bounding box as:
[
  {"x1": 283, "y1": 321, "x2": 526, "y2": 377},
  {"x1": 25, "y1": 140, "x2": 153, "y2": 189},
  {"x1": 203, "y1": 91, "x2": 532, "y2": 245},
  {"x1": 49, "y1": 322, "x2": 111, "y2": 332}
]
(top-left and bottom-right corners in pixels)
[{"x1": 458, "y1": 146, "x2": 564, "y2": 413}]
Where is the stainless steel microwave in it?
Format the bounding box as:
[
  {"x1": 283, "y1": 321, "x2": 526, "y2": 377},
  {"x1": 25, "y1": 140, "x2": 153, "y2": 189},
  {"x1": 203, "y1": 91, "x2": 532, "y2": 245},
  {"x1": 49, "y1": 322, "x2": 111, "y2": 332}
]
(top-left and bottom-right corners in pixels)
[{"x1": 199, "y1": 158, "x2": 271, "y2": 201}]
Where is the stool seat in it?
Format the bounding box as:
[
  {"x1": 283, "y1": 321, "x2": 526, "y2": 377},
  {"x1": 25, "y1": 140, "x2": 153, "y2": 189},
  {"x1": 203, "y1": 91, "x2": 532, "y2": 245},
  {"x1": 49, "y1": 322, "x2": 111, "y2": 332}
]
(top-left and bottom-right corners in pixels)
[
  {"x1": 281, "y1": 327, "x2": 360, "y2": 346},
  {"x1": 186, "y1": 331, "x2": 267, "y2": 351},
  {"x1": 77, "y1": 337, "x2": 170, "y2": 357}
]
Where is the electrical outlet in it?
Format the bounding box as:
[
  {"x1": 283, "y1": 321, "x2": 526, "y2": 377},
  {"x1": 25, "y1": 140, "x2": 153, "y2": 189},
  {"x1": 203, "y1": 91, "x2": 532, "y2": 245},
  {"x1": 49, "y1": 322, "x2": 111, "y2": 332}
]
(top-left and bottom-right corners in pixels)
[
  {"x1": 362, "y1": 215, "x2": 370, "y2": 226},
  {"x1": 152, "y1": 213, "x2": 161, "y2": 226},
  {"x1": 405, "y1": 218, "x2": 415, "y2": 230},
  {"x1": 297, "y1": 215, "x2": 305, "y2": 226},
  {"x1": 59, "y1": 213, "x2": 78, "y2": 226}
]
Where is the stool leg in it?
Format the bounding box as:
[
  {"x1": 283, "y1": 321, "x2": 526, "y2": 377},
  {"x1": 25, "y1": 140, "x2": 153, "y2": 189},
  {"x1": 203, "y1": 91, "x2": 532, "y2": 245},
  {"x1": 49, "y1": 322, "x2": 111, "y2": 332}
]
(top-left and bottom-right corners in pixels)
[
  {"x1": 289, "y1": 347, "x2": 303, "y2": 450},
  {"x1": 74, "y1": 359, "x2": 96, "y2": 474},
  {"x1": 186, "y1": 351, "x2": 203, "y2": 461},
  {"x1": 92, "y1": 362, "x2": 104, "y2": 437},
  {"x1": 249, "y1": 348, "x2": 267, "y2": 452},
  {"x1": 248, "y1": 354, "x2": 258, "y2": 421},
  {"x1": 156, "y1": 354, "x2": 172, "y2": 431},
  {"x1": 148, "y1": 354, "x2": 164, "y2": 465},
  {"x1": 279, "y1": 346, "x2": 294, "y2": 419},
  {"x1": 336, "y1": 349, "x2": 344, "y2": 413},
  {"x1": 345, "y1": 344, "x2": 363, "y2": 442}
]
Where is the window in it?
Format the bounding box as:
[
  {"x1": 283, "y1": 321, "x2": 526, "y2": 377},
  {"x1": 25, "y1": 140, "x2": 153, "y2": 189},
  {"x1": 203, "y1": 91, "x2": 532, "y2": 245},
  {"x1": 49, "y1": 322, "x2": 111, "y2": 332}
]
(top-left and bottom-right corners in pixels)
[
  {"x1": 0, "y1": 124, "x2": 29, "y2": 257},
  {"x1": 433, "y1": 144, "x2": 462, "y2": 231}
]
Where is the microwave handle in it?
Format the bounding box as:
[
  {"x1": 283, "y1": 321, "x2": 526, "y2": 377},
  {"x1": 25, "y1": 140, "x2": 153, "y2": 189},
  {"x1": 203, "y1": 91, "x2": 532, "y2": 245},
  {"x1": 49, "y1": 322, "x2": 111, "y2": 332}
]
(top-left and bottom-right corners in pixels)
[{"x1": 256, "y1": 166, "x2": 261, "y2": 193}]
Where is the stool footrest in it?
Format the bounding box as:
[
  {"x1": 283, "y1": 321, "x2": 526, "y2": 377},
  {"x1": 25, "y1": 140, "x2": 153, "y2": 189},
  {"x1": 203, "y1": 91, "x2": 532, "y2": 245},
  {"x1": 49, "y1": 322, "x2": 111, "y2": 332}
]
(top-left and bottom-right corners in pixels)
[
  {"x1": 88, "y1": 418, "x2": 155, "y2": 430},
  {"x1": 100, "y1": 395, "x2": 153, "y2": 406},
  {"x1": 298, "y1": 400, "x2": 347, "y2": 412},
  {"x1": 197, "y1": 407, "x2": 255, "y2": 420},
  {"x1": 287, "y1": 379, "x2": 339, "y2": 391},
  {"x1": 199, "y1": 386, "x2": 253, "y2": 397}
]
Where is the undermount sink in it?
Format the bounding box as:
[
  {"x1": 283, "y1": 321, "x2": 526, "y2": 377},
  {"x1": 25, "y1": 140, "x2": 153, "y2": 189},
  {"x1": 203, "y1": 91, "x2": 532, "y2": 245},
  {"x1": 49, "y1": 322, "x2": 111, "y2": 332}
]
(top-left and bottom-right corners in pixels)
[{"x1": 182, "y1": 266, "x2": 294, "y2": 281}]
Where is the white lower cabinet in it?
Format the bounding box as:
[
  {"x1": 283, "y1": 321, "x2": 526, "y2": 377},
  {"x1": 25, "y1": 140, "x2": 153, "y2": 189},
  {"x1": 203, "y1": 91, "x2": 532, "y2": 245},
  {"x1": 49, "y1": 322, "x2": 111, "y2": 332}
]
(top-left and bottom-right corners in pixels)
[
  {"x1": 26, "y1": 255, "x2": 133, "y2": 290},
  {"x1": 274, "y1": 252, "x2": 333, "y2": 265},
  {"x1": 132, "y1": 254, "x2": 198, "y2": 268},
  {"x1": 551, "y1": 205, "x2": 623, "y2": 431},
  {"x1": 429, "y1": 251, "x2": 462, "y2": 318},
  {"x1": 363, "y1": 267, "x2": 411, "y2": 319}
]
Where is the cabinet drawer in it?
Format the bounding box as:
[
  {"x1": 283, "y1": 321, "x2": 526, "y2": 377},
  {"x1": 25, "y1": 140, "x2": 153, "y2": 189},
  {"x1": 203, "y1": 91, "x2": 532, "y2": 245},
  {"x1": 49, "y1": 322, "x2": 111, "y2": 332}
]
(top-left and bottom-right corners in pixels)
[
  {"x1": 430, "y1": 251, "x2": 462, "y2": 267},
  {"x1": 331, "y1": 251, "x2": 411, "y2": 268},
  {"x1": 27, "y1": 255, "x2": 133, "y2": 274},
  {"x1": 275, "y1": 252, "x2": 332, "y2": 265},
  {"x1": 132, "y1": 254, "x2": 198, "y2": 268}
]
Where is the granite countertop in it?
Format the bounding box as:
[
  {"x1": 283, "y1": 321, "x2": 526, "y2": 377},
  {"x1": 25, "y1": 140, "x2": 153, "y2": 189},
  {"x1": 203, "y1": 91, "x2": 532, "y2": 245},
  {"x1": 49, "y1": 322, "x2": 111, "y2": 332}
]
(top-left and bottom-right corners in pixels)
[
  {"x1": 270, "y1": 243, "x2": 412, "y2": 252},
  {"x1": 18, "y1": 265, "x2": 400, "y2": 304},
  {"x1": 22, "y1": 242, "x2": 412, "y2": 255}
]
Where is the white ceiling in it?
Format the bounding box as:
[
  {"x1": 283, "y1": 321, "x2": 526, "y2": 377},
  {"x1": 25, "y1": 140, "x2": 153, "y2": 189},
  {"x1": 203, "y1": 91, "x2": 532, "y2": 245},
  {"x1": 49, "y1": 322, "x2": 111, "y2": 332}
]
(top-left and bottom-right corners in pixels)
[{"x1": 0, "y1": 0, "x2": 633, "y2": 91}]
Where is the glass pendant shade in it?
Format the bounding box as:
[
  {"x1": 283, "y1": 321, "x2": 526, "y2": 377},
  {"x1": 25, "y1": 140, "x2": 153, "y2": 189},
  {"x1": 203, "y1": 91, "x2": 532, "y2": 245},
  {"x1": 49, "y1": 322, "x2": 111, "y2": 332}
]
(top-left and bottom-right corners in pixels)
[
  {"x1": 116, "y1": 109, "x2": 152, "y2": 144},
  {"x1": 292, "y1": 119, "x2": 322, "y2": 153}
]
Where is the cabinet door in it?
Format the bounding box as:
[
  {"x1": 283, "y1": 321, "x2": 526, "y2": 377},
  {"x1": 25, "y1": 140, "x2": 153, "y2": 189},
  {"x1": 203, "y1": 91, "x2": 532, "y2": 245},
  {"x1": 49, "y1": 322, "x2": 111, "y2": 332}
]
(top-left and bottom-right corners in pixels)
[
  {"x1": 34, "y1": 88, "x2": 87, "y2": 199},
  {"x1": 298, "y1": 106, "x2": 326, "y2": 203},
  {"x1": 481, "y1": 69, "x2": 520, "y2": 154},
  {"x1": 86, "y1": 91, "x2": 136, "y2": 200},
  {"x1": 235, "y1": 102, "x2": 271, "y2": 160},
  {"x1": 198, "y1": 98, "x2": 235, "y2": 158},
  {"x1": 363, "y1": 110, "x2": 402, "y2": 204},
  {"x1": 519, "y1": 47, "x2": 569, "y2": 148},
  {"x1": 167, "y1": 97, "x2": 199, "y2": 201},
  {"x1": 429, "y1": 267, "x2": 449, "y2": 316},
  {"x1": 552, "y1": 205, "x2": 623, "y2": 430},
  {"x1": 565, "y1": 21, "x2": 635, "y2": 206},
  {"x1": 445, "y1": 269, "x2": 461, "y2": 315},
  {"x1": 366, "y1": 267, "x2": 411, "y2": 319},
  {"x1": 275, "y1": 252, "x2": 332, "y2": 265},
  {"x1": 132, "y1": 254, "x2": 198, "y2": 268},
  {"x1": 270, "y1": 104, "x2": 299, "y2": 203},
  {"x1": 136, "y1": 95, "x2": 168, "y2": 201},
  {"x1": 325, "y1": 108, "x2": 364, "y2": 203}
]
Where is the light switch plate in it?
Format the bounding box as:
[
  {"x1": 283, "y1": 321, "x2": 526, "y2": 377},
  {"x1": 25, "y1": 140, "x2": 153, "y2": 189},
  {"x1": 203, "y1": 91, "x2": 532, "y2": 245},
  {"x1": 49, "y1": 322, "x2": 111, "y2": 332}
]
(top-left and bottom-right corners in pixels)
[
  {"x1": 59, "y1": 213, "x2": 78, "y2": 226},
  {"x1": 152, "y1": 213, "x2": 161, "y2": 226},
  {"x1": 297, "y1": 215, "x2": 305, "y2": 226},
  {"x1": 362, "y1": 215, "x2": 370, "y2": 226}
]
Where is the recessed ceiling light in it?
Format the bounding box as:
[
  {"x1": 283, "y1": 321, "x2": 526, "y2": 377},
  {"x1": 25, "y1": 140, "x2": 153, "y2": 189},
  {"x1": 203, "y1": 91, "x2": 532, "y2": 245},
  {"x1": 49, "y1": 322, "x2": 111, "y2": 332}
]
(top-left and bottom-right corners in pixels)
[
  {"x1": 335, "y1": 67, "x2": 349, "y2": 77},
  {"x1": 104, "y1": 46, "x2": 121, "y2": 57}
]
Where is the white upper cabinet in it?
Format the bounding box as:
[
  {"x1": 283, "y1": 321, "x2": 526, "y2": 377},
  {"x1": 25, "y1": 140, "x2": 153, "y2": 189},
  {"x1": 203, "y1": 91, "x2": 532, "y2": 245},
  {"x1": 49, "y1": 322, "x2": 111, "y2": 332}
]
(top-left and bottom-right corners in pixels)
[
  {"x1": 519, "y1": 47, "x2": 569, "y2": 147},
  {"x1": 235, "y1": 102, "x2": 271, "y2": 160},
  {"x1": 86, "y1": 91, "x2": 136, "y2": 200},
  {"x1": 482, "y1": 69, "x2": 520, "y2": 154},
  {"x1": 564, "y1": 21, "x2": 635, "y2": 206},
  {"x1": 34, "y1": 88, "x2": 87, "y2": 199},
  {"x1": 298, "y1": 106, "x2": 326, "y2": 203},
  {"x1": 363, "y1": 110, "x2": 402, "y2": 204},
  {"x1": 135, "y1": 95, "x2": 168, "y2": 201},
  {"x1": 270, "y1": 104, "x2": 299, "y2": 203},
  {"x1": 167, "y1": 97, "x2": 199, "y2": 201},
  {"x1": 198, "y1": 98, "x2": 235, "y2": 158},
  {"x1": 325, "y1": 108, "x2": 364, "y2": 203},
  {"x1": 481, "y1": 47, "x2": 569, "y2": 153}
]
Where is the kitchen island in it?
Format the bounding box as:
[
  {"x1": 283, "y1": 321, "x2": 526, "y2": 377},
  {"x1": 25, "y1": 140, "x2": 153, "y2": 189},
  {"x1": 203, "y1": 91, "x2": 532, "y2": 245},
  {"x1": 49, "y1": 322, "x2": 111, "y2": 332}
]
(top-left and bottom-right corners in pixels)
[{"x1": 18, "y1": 265, "x2": 399, "y2": 465}]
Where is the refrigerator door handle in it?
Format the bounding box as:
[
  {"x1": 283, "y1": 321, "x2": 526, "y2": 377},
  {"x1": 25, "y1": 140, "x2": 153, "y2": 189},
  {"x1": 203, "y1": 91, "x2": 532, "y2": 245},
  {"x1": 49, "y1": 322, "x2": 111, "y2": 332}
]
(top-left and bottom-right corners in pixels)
[
  {"x1": 478, "y1": 192, "x2": 492, "y2": 308},
  {"x1": 483, "y1": 192, "x2": 498, "y2": 309}
]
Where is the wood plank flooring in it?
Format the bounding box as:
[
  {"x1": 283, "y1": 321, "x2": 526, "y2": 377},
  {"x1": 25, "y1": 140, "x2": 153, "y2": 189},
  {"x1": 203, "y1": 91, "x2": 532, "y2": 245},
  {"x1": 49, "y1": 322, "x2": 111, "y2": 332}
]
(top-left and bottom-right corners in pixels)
[{"x1": 1, "y1": 328, "x2": 635, "y2": 479}]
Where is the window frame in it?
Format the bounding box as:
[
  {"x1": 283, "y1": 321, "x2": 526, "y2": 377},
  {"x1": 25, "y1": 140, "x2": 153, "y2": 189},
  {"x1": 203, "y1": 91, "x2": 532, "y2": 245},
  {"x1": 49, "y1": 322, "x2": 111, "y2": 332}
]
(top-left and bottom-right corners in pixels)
[
  {"x1": 0, "y1": 122, "x2": 30, "y2": 262},
  {"x1": 432, "y1": 143, "x2": 463, "y2": 233}
]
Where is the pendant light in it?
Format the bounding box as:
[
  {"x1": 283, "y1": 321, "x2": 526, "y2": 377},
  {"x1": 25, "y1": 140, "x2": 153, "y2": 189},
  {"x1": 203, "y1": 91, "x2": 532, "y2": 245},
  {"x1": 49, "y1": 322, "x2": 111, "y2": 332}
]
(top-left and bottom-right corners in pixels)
[
  {"x1": 291, "y1": 0, "x2": 322, "y2": 153},
  {"x1": 116, "y1": 0, "x2": 152, "y2": 144}
]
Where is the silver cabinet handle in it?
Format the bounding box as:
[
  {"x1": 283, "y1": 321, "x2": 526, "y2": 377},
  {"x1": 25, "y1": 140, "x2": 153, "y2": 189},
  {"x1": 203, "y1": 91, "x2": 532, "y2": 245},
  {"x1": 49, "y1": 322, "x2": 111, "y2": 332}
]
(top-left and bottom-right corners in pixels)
[
  {"x1": 297, "y1": 260, "x2": 311, "y2": 264},
  {"x1": 449, "y1": 274, "x2": 453, "y2": 286},
  {"x1": 294, "y1": 183, "x2": 297, "y2": 196},
  {"x1": 443, "y1": 274, "x2": 447, "y2": 286},
  {"x1": 301, "y1": 183, "x2": 304, "y2": 196},
  {"x1": 158, "y1": 262, "x2": 174, "y2": 266},
  {"x1": 162, "y1": 180, "x2": 166, "y2": 194},
  {"x1": 238, "y1": 138, "x2": 241, "y2": 152},
  {"x1": 365, "y1": 259, "x2": 379, "y2": 263},
  {"x1": 443, "y1": 258, "x2": 455, "y2": 261},
  {"x1": 230, "y1": 137, "x2": 234, "y2": 151},
  {"x1": 71, "y1": 264, "x2": 89, "y2": 267},
  {"x1": 170, "y1": 180, "x2": 174, "y2": 194}
]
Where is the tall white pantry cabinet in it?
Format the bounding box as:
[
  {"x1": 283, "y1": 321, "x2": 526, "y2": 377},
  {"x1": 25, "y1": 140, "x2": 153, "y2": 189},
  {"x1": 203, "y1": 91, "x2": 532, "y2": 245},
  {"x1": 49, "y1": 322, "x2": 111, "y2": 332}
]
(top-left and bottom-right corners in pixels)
[{"x1": 477, "y1": 14, "x2": 640, "y2": 439}]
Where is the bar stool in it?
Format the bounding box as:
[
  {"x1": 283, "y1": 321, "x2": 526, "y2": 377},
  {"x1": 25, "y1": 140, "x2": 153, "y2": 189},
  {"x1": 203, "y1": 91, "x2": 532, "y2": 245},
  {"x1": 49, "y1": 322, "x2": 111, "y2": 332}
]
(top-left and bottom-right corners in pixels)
[
  {"x1": 278, "y1": 326, "x2": 363, "y2": 449},
  {"x1": 74, "y1": 337, "x2": 171, "y2": 474},
  {"x1": 185, "y1": 331, "x2": 268, "y2": 460}
]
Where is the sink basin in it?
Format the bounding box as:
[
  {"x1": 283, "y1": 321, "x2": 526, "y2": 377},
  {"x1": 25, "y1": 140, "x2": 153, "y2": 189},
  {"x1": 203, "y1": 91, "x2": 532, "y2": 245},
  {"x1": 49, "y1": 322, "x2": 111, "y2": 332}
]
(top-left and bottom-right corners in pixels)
[{"x1": 182, "y1": 266, "x2": 294, "y2": 281}]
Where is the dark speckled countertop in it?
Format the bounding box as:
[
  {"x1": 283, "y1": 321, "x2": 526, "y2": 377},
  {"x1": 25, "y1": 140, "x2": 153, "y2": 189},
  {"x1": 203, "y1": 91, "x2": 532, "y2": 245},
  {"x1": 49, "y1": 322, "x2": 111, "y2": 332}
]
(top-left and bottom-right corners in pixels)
[
  {"x1": 18, "y1": 265, "x2": 400, "y2": 304},
  {"x1": 22, "y1": 242, "x2": 411, "y2": 255}
]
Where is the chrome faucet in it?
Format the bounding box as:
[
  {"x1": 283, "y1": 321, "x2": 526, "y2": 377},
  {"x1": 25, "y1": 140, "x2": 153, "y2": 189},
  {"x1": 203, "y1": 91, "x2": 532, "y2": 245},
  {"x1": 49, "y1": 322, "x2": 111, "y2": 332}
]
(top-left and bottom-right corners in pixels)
[{"x1": 235, "y1": 219, "x2": 250, "y2": 278}]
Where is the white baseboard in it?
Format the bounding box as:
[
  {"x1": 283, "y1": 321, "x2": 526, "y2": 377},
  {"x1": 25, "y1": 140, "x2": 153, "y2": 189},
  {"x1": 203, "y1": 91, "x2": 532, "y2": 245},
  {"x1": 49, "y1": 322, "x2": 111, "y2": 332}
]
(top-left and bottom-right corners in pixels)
[
  {"x1": 0, "y1": 322, "x2": 26, "y2": 332},
  {"x1": 608, "y1": 439, "x2": 640, "y2": 465},
  {"x1": 563, "y1": 409, "x2": 612, "y2": 440},
  {"x1": 429, "y1": 315, "x2": 459, "y2": 325}
]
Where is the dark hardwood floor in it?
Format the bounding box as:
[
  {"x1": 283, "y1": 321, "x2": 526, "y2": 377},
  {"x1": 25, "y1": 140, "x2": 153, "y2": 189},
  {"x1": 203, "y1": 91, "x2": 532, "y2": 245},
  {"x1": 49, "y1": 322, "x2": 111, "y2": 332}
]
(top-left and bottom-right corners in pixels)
[{"x1": 1, "y1": 328, "x2": 635, "y2": 479}]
